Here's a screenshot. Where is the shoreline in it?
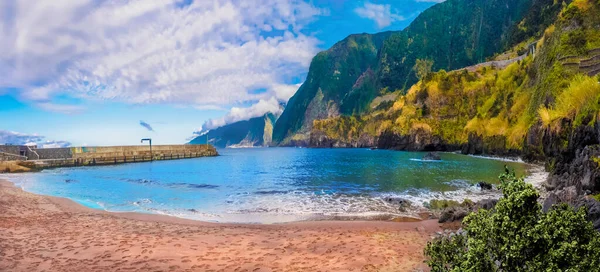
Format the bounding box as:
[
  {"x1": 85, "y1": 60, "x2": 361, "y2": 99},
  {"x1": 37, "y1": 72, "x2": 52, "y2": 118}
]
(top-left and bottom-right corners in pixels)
[{"x1": 0, "y1": 179, "x2": 441, "y2": 271}]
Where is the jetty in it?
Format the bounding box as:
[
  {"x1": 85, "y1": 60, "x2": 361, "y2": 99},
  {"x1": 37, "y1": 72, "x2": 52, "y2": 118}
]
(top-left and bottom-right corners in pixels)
[{"x1": 0, "y1": 144, "x2": 218, "y2": 172}]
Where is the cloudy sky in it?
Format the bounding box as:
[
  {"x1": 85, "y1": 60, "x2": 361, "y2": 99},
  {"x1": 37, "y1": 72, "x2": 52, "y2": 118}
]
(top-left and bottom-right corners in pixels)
[{"x1": 0, "y1": 0, "x2": 438, "y2": 146}]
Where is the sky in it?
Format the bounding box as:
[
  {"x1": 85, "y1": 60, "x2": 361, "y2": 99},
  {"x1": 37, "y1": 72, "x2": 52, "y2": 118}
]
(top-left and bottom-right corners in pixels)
[{"x1": 0, "y1": 0, "x2": 440, "y2": 147}]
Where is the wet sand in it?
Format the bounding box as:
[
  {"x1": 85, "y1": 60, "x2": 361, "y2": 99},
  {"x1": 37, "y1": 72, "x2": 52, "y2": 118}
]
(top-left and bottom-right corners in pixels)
[{"x1": 0, "y1": 179, "x2": 440, "y2": 271}]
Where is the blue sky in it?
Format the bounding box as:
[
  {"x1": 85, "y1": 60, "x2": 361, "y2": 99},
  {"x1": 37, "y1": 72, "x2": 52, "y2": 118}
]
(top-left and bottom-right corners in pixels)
[{"x1": 0, "y1": 0, "x2": 438, "y2": 147}]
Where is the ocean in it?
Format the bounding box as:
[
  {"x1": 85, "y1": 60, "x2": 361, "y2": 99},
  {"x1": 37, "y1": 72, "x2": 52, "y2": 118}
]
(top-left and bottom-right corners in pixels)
[{"x1": 2, "y1": 148, "x2": 539, "y2": 223}]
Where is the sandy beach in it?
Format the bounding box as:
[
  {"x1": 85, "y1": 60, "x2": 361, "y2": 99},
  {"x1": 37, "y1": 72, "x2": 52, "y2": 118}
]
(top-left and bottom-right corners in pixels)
[{"x1": 0, "y1": 179, "x2": 441, "y2": 272}]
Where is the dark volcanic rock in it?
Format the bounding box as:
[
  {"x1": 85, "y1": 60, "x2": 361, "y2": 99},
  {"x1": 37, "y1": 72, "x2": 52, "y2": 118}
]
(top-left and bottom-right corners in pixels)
[
  {"x1": 461, "y1": 133, "x2": 521, "y2": 157},
  {"x1": 476, "y1": 199, "x2": 498, "y2": 210},
  {"x1": 384, "y1": 197, "x2": 412, "y2": 212},
  {"x1": 439, "y1": 207, "x2": 470, "y2": 223},
  {"x1": 309, "y1": 130, "x2": 376, "y2": 148},
  {"x1": 574, "y1": 198, "x2": 600, "y2": 231},
  {"x1": 477, "y1": 182, "x2": 493, "y2": 190},
  {"x1": 377, "y1": 129, "x2": 459, "y2": 151},
  {"x1": 422, "y1": 152, "x2": 441, "y2": 161}
]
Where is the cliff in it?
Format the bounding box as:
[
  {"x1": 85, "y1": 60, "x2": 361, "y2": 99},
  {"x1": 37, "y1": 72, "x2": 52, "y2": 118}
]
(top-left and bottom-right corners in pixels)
[
  {"x1": 273, "y1": 0, "x2": 547, "y2": 146},
  {"x1": 189, "y1": 113, "x2": 277, "y2": 148}
]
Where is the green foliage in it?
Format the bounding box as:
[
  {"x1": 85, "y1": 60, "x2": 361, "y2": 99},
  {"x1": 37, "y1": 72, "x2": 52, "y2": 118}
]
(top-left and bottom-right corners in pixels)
[
  {"x1": 379, "y1": 0, "x2": 535, "y2": 91},
  {"x1": 425, "y1": 169, "x2": 600, "y2": 271},
  {"x1": 275, "y1": 0, "x2": 542, "y2": 144},
  {"x1": 414, "y1": 59, "x2": 434, "y2": 80}
]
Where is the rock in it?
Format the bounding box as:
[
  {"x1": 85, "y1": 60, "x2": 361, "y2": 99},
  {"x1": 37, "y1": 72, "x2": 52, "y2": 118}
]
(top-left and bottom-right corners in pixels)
[
  {"x1": 438, "y1": 206, "x2": 470, "y2": 223},
  {"x1": 477, "y1": 182, "x2": 493, "y2": 190},
  {"x1": 422, "y1": 152, "x2": 441, "y2": 161},
  {"x1": 542, "y1": 193, "x2": 560, "y2": 212},
  {"x1": 377, "y1": 129, "x2": 459, "y2": 151},
  {"x1": 573, "y1": 197, "x2": 600, "y2": 231},
  {"x1": 384, "y1": 197, "x2": 412, "y2": 212},
  {"x1": 476, "y1": 199, "x2": 498, "y2": 210}
]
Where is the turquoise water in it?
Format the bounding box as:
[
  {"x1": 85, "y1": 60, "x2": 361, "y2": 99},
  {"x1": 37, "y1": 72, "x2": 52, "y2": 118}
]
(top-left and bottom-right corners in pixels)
[{"x1": 3, "y1": 148, "x2": 535, "y2": 223}]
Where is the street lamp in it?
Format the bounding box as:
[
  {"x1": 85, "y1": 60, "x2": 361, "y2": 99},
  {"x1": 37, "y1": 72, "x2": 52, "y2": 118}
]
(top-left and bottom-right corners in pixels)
[{"x1": 141, "y1": 138, "x2": 152, "y2": 161}]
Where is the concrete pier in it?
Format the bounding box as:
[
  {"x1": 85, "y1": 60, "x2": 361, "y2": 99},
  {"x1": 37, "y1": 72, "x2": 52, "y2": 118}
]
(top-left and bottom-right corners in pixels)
[{"x1": 0, "y1": 144, "x2": 218, "y2": 172}]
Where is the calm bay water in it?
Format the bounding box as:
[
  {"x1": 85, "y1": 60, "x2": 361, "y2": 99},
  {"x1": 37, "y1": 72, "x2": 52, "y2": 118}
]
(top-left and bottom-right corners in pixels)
[{"x1": 3, "y1": 148, "x2": 535, "y2": 223}]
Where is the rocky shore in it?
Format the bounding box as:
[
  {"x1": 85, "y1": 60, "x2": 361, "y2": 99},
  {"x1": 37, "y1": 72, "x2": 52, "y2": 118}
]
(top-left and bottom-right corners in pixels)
[{"x1": 309, "y1": 120, "x2": 600, "y2": 231}]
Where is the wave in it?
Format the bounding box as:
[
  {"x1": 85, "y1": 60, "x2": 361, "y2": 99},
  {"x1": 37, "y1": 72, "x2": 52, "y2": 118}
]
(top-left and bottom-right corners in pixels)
[
  {"x1": 168, "y1": 183, "x2": 220, "y2": 189},
  {"x1": 409, "y1": 158, "x2": 443, "y2": 162}
]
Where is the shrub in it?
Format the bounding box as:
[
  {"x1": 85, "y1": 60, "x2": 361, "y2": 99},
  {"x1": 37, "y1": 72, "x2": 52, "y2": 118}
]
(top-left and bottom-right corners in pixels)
[
  {"x1": 538, "y1": 75, "x2": 600, "y2": 127},
  {"x1": 425, "y1": 169, "x2": 600, "y2": 271}
]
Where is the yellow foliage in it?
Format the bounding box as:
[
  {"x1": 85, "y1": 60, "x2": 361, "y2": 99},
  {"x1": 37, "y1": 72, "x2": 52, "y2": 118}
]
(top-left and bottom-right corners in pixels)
[
  {"x1": 507, "y1": 116, "x2": 530, "y2": 148},
  {"x1": 465, "y1": 117, "x2": 485, "y2": 136},
  {"x1": 573, "y1": 0, "x2": 592, "y2": 10},
  {"x1": 411, "y1": 122, "x2": 432, "y2": 133},
  {"x1": 538, "y1": 107, "x2": 553, "y2": 126},
  {"x1": 392, "y1": 96, "x2": 406, "y2": 112},
  {"x1": 485, "y1": 117, "x2": 509, "y2": 136},
  {"x1": 539, "y1": 75, "x2": 600, "y2": 127}
]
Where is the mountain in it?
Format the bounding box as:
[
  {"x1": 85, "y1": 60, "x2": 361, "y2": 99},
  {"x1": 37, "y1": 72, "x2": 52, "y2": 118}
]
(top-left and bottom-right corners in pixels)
[
  {"x1": 273, "y1": 0, "x2": 542, "y2": 146},
  {"x1": 189, "y1": 113, "x2": 277, "y2": 148},
  {"x1": 309, "y1": 0, "x2": 600, "y2": 207}
]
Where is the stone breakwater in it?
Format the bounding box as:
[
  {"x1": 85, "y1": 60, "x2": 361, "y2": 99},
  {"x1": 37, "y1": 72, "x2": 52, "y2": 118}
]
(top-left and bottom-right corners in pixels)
[{"x1": 0, "y1": 145, "x2": 218, "y2": 172}]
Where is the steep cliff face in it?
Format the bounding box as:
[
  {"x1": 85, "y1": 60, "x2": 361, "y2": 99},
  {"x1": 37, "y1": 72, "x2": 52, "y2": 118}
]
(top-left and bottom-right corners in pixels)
[
  {"x1": 189, "y1": 113, "x2": 277, "y2": 148},
  {"x1": 310, "y1": 0, "x2": 600, "y2": 203},
  {"x1": 273, "y1": 0, "x2": 541, "y2": 146},
  {"x1": 272, "y1": 32, "x2": 392, "y2": 146}
]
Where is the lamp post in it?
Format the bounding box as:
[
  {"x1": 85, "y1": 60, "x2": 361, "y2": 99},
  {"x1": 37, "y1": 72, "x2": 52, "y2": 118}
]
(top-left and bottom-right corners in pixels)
[{"x1": 141, "y1": 138, "x2": 152, "y2": 161}]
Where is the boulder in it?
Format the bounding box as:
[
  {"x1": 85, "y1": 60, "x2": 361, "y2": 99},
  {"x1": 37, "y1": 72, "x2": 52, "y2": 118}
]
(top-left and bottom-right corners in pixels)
[
  {"x1": 477, "y1": 182, "x2": 493, "y2": 190},
  {"x1": 439, "y1": 206, "x2": 470, "y2": 223},
  {"x1": 573, "y1": 197, "x2": 600, "y2": 231},
  {"x1": 384, "y1": 197, "x2": 412, "y2": 212},
  {"x1": 476, "y1": 199, "x2": 498, "y2": 210},
  {"x1": 422, "y1": 152, "x2": 441, "y2": 161}
]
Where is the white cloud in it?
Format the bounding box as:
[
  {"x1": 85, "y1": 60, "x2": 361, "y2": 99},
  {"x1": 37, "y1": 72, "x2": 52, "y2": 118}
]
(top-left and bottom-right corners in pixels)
[
  {"x1": 0, "y1": 130, "x2": 71, "y2": 148},
  {"x1": 271, "y1": 83, "x2": 302, "y2": 102},
  {"x1": 354, "y1": 1, "x2": 405, "y2": 28},
  {"x1": 0, "y1": 0, "x2": 325, "y2": 109},
  {"x1": 197, "y1": 97, "x2": 283, "y2": 133},
  {"x1": 40, "y1": 140, "x2": 72, "y2": 148}
]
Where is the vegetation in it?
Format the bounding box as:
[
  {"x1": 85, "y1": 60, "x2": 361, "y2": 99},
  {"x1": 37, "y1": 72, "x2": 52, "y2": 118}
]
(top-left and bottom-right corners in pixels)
[
  {"x1": 425, "y1": 169, "x2": 600, "y2": 271},
  {"x1": 274, "y1": 0, "x2": 550, "y2": 145},
  {"x1": 413, "y1": 59, "x2": 434, "y2": 80},
  {"x1": 309, "y1": 0, "x2": 600, "y2": 153}
]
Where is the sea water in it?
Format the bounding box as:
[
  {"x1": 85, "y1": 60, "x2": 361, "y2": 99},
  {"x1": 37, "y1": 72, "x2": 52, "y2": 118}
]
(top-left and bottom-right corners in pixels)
[{"x1": 2, "y1": 148, "x2": 538, "y2": 223}]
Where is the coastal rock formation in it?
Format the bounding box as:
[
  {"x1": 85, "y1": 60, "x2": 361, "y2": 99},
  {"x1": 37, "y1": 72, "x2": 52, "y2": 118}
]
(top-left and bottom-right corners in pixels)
[
  {"x1": 477, "y1": 182, "x2": 494, "y2": 191},
  {"x1": 376, "y1": 130, "x2": 457, "y2": 151},
  {"x1": 422, "y1": 152, "x2": 441, "y2": 161}
]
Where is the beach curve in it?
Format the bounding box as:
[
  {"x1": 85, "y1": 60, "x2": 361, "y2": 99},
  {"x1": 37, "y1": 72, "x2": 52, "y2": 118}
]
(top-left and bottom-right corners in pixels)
[{"x1": 0, "y1": 179, "x2": 441, "y2": 272}]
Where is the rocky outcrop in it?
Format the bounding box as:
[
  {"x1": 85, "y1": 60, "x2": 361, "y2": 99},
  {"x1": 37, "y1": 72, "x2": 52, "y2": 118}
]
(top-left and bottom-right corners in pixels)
[
  {"x1": 309, "y1": 130, "x2": 376, "y2": 148},
  {"x1": 461, "y1": 133, "x2": 521, "y2": 157},
  {"x1": 376, "y1": 129, "x2": 459, "y2": 151},
  {"x1": 422, "y1": 152, "x2": 441, "y2": 161},
  {"x1": 437, "y1": 198, "x2": 499, "y2": 223}
]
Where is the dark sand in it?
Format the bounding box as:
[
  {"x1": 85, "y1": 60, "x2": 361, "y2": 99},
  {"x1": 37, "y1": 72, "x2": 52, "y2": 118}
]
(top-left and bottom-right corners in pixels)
[{"x1": 0, "y1": 180, "x2": 441, "y2": 271}]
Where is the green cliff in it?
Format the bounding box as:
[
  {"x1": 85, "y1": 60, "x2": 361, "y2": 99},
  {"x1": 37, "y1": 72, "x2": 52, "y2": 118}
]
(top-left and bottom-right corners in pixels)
[
  {"x1": 189, "y1": 113, "x2": 277, "y2": 148},
  {"x1": 273, "y1": 0, "x2": 544, "y2": 146}
]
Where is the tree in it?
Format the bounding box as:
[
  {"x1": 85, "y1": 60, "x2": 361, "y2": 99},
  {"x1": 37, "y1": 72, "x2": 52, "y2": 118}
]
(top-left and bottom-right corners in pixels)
[
  {"x1": 425, "y1": 169, "x2": 600, "y2": 271},
  {"x1": 413, "y1": 59, "x2": 434, "y2": 81}
]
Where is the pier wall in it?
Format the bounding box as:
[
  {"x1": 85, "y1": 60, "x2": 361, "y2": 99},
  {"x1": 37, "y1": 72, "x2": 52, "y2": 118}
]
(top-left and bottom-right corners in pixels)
[{"x1": 0, "y1": 144, "x2": 218, "y2": 171}]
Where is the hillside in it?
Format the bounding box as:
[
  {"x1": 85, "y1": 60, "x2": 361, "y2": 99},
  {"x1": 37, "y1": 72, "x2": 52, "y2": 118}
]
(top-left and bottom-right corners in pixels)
[
  {"x1": 189, "y1": 113, "x2": 277, "y2": 148},
  {"x1": 310, "y1": 0, "x2": 600, "y2": 209},
  {"x1": 273, "y1": 0, "x2": 546, "y2": 146}
]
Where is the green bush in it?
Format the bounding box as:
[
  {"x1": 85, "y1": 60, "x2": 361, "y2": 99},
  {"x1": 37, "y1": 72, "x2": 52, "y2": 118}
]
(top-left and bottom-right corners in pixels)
[{"x1": 425, "y1": 169, "x2": 600, "y2": 271}]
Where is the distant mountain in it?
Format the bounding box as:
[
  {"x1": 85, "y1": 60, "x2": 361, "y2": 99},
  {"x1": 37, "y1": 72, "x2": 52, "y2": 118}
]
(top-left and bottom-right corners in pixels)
[
  {"x1": 189, "y1": 113, "x2": 277, "y2": 148},
  {"x1": 272, "y1": 0, "x2": 540, "y2": 146}
]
